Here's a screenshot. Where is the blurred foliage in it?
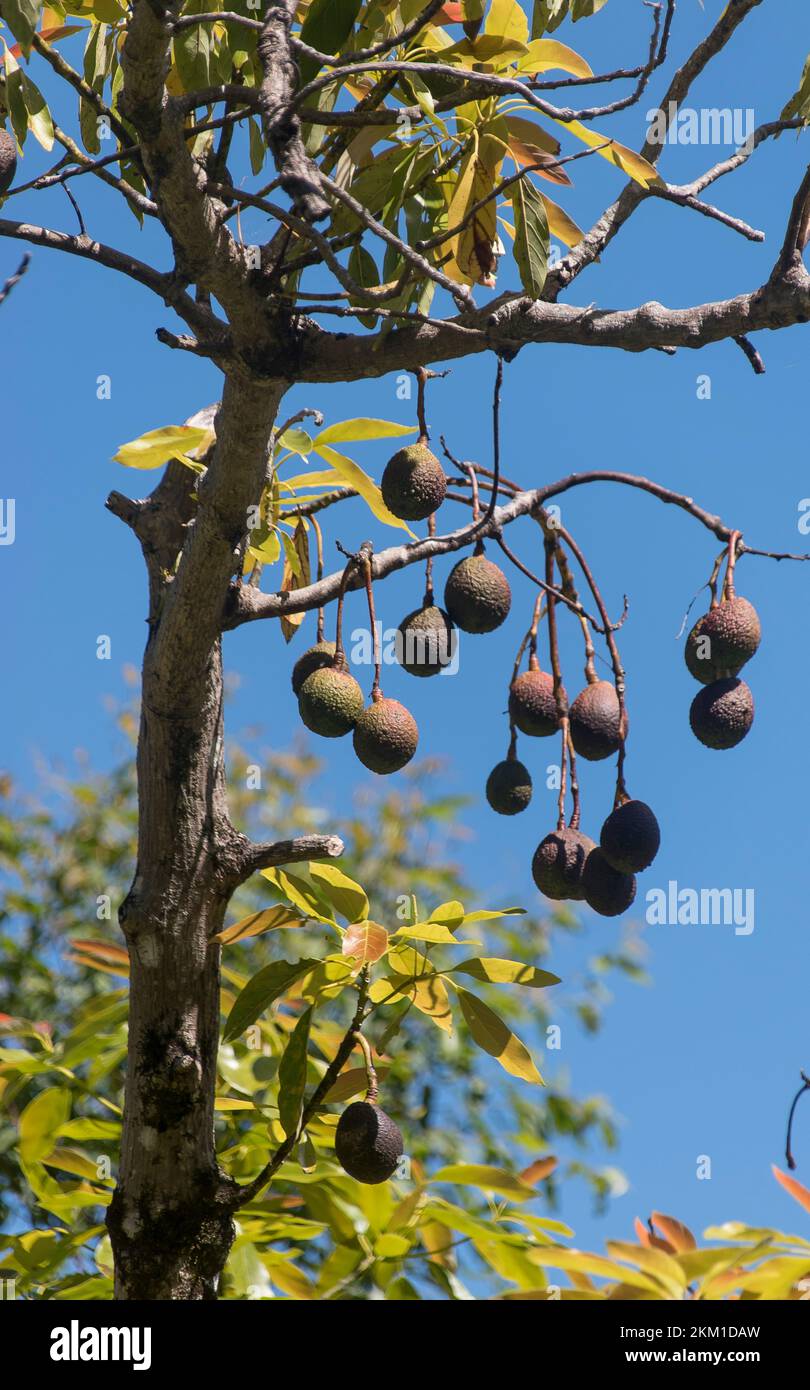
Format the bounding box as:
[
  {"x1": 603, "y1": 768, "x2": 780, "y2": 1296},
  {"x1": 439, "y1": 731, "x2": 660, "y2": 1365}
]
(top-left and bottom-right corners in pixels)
[{"x1": 0, "y1": 692, "x2": 651, "y2": 1295}]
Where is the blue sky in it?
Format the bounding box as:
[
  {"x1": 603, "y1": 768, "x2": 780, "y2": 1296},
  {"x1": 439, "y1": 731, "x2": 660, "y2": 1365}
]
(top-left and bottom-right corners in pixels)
[{"x1": 2, "y1": 1, "x2": 810, "y2": 1258}]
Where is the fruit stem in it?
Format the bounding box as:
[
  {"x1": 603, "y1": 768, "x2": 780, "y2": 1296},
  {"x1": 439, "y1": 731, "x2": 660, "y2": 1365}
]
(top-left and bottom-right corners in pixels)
[
  {"x1": 566, "y1": 730, "x2": 581, "y2": 830},
  {"x1": 424, "y1": 512, "x2": 436, "y2": 605},
  {"x1": 723, "y1": 529, "x2": 742, "y2": 601},
  {"x1": 353, "y1": 1029, "x2": 379, "y2": 1104},
  {"x1": 510, "y1": 595, "x2": 543, "y2": 690},
  {"x1": 544, "y1": 541, "x2": 570, "y2": 832},
  {"x1": 413, "y1": 365, "x2": 449, "y2": 444},
  {"x1": 785, "y1": 1070, "x2": 810, "y2": 1170},
  {"x1": 360, "y1": 550, "x2": 382, "y2": 699},
  {"x1": 333, "y1": 540, "x2": 372, "y2": 668},
  {"x1": 507, "y1": 724, "x2": 519, "y2": 761},
  {"x1": 311, "y1": 514, "x2": 326, "y2": 644}
]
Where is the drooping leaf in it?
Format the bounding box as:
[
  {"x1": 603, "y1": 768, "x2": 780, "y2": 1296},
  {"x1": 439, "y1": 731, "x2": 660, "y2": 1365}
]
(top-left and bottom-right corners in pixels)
[
  {"x1": 555, "y1": 117, "x2": 662, "y2": 188},
  {"x1": 1, "y1": 0, "x2": 43, "y2": 55},
  {"x1": 214, "y1": 905, "x2": 307, "y2": 946},
  {"x1": 510, "y1": 174, "x2": 549, "y2": 299},
  {"x1": 311, "y1": 442, "x2": 414, "y2": 533},
  {"x1": 278, "y1": 1007, "x2": 312, "y2": 1139},
  {"x1": 456, "y1": 987, "x2": 544, "y2": 1083}
]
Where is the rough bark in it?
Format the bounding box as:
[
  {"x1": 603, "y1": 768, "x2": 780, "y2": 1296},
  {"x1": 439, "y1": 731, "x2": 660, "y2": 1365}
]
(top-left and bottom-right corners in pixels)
[{"x1": 107, "y1": 374, "x2": 287, "y2": 1298}]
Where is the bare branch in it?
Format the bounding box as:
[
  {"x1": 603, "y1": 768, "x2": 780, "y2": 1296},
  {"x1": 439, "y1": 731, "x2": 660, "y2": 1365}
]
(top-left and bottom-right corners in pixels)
[
  {"x1": 219, "y1": 831, "x2": 345, "y2": 891},
  {"x1": 257, "y1": 1, "x2": 330, "y2": 222},
  {"x1": 0, "y1": 252, "x2": 30, "y2": 307},
  {"x1": 734, "y1": 334, "x2": 766, "y2": 374},
  {"x1": 224, "y1": 465, "x2": 810, "y2": 632}
]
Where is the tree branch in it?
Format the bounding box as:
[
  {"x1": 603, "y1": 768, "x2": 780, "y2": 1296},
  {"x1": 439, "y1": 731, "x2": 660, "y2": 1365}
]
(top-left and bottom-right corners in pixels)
[
  {"x1": 229, "y1": 968, "x2": 372, "y2": 1210},
  {"x1": 0, "y1": 252, "x2": 30, "y2": 307},
  {"x1": 224, "y1": 466, "x2": 810, "y2": 631},
  {"x1": 217, "y1": 830, "x2": 345, "y2": 892},
  {"x1": 257, "y1": 1, "x2": 330, "y2": 223}
]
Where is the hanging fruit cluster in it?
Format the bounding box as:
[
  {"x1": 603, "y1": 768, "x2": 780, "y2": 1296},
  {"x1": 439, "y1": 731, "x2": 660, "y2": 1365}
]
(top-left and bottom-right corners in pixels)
[{"x1": 289, "y1": 366, "x2": 762, "y2": 921}]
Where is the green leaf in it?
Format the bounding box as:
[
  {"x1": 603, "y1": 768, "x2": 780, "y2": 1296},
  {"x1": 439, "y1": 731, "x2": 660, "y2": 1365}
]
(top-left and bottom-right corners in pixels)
[
  {"x1": 393, "y1": 924, "x2": 471, "y2": 945},
  {"x1": 347, "y1": 245, "x2": 381, "y2": 330},
  {"x1": 19, "y1": 1087, "x2": 71, "y2": 1163},
  {"x1": 2, "y1": 0, "x2": 43, "y2": 54},
  {"x1": 248, "y1": 116, "x2": 265, "y2": 175},
  {"x1": 278, "y1": 426, "x2": 313, "y2": 456},
  {"x1": 222, "y1": 959, "x2": 319, "y2": 1043},
  {"x1": 429, "y1": 1164, "x2": 537, "y2": 1202},
  {"x1": 427, "y1": 900, "x2": 465, "y2": 928},
  {"x1": 20, "y1": 70, "x2": 53, "y2": 151},
  {"x1": 260, "y1": 867, "x2": 337, "y2": 925},
  {"x1": 277, "y1": 1007, "x2": 312, "y2": 1139},
  {"x1": 461, "y1": 907, "x2": 526, "y2": 923},
  {"x1": 456, "y1": 987, "x2": 544, "y2": 1084},
  {"x1": 173, "y1": 0, "x2": 212, "y2": 92},
  {"x1": 247, "y1": 529, "x2": 281, "y2": 566},
  {"x1": 452, "y1": 958, "x2": 561, "y2": 988},
  {"x1": 315, "y1": 418, "x2": 416, "y2": 446},
  {"x1": 113, "y1": 425, "x2": 212, "y2": 470},
  {"x1": 308, "y1": 863, "x2": 369, "y2": 922},
  {"x1": 510, "y1": 175, "x2": 549, "y2": 299},
  {"x1": 311, "y1": 443, "x2": 414, "y2": 534},
  {"x1": 298, "y1": 0, "x2": 363, "y2": 85}
]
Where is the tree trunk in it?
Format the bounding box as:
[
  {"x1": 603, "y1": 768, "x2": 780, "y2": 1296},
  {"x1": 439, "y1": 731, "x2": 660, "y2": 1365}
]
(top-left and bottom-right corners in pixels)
[{"x1": 107, "y1": 375, "x2": 287, "y2": 1298}]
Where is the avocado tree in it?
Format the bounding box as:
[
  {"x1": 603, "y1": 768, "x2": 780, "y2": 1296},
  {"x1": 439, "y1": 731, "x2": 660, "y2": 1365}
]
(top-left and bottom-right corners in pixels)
[{"x1": 1, "y1": 0, "x2": 809, "y2": 1300}]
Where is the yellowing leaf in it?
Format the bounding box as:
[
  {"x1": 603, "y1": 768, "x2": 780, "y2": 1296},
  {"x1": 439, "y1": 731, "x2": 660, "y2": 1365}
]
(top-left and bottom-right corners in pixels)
[
  {"x1": 456, "y1": 987, "x2": 543, "y2": 1084},
  {"x1": 539, "y1": 192, "x2": 584, "y2": 248},
  {"x1": 385, "y1": 946, "x2": 454, "y2": 1033},
  {"x1": 773, "y1": 1165, "x2": 810, "y2": 1215},
  {"x1": 554, "y1": 118, "x2": 663, "y2": 189},
  {"x1": 520, "y1": 1156, "x2": 558, "y2": 1185},
  {"x1": 430, "y1": 1164, "x2": 536, "y2": 1201},
  {"x1": 342, "y1": 920, "x2": 389, "y2": 966},
  {"x1": 393, "y1": 924, "x2": 471, "y2": 945},
  {"x1": 311, "y1": 443, "x2": 415, "y2": 534},
  {"x1": 485, "y1": 0, "x2": 529, "y2": 44},
  {"x1": 315, "y1": 418, "x2": 416, "y2": 445},
  {"x1": 517, "y1": 38, "x2": 593, "y2": 77},
  {"x1": 325, "y1": 1064, "x2": 390, "y2": 1103},
  {"x1": 452, "y1": 958, "x2": 561, "y2": 988},
  {"x1": 214, "y1": 906, "x2": 307, "y2": 945},
  {"x1": 113, "y1": 425, "x2": 213, "y2": 470},
  {"x1": 650, "y1": 1211, "x2": 697, "y2": 1253}
]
